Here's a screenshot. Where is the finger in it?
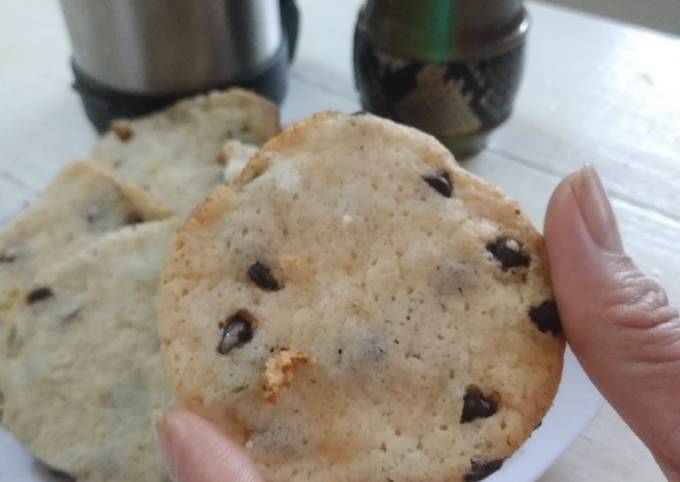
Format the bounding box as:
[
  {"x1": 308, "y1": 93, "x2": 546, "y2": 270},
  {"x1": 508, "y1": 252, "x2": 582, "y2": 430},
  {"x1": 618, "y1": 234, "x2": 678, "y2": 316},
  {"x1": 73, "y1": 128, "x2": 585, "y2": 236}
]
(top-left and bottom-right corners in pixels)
[
  {"x1": 544, "y1": 165, "x2": 680, "y2": 478},
  {"x1": 155, "y1": 409, "x2": 263, "y2": 482}
]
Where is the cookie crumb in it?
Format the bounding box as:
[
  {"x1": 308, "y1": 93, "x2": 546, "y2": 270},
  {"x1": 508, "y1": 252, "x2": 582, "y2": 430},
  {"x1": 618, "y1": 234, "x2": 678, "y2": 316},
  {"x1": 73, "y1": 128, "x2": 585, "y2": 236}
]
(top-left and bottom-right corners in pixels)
[
  {"x1": 486, "y1": 236, "x2": 530, "y2": 271},
  {"x1": 215, "y1": 151, "x2": 228, "y2": 166},
  {"x1": 220, "y1": 141, "x2": 258, "y2": 183},
  {"x1": 264, "y1": 348, "x2": 315, "y2": 402},
  {"x1": 111, "y1": 120, "x2": 134, "y2": 142},
  {"x1": 278, "y1": 254, "x2": 310, "y2": 281},
  {"x1": 342, "y1": 214, "x2": 353, "y2": 225}
]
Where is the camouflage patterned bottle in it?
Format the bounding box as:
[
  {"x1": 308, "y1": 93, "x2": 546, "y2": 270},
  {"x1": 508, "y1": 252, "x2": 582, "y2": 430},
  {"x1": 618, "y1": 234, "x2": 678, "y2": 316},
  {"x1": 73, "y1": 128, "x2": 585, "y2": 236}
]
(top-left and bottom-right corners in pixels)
[{"x1": 353, "y1": 0, "x2": 529, "y2": 157}]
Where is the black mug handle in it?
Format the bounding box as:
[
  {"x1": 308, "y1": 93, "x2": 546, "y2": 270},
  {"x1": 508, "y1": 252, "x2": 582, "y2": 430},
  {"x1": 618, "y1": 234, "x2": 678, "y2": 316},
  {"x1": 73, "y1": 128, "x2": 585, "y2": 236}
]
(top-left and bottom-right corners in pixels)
[{"x1": 279, "y1": 0, "x2": 299, "y2": 61}]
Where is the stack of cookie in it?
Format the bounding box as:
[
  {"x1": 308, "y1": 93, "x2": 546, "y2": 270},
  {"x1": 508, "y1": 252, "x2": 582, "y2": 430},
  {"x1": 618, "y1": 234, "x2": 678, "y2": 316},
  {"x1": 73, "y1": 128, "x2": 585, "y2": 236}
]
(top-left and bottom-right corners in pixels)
[
  {"x1": 0, "y1": 89, "x2": 280, "y2": 482},
  {"x1": 1, "y1": 97, "x2": 565, "y2": 482}
]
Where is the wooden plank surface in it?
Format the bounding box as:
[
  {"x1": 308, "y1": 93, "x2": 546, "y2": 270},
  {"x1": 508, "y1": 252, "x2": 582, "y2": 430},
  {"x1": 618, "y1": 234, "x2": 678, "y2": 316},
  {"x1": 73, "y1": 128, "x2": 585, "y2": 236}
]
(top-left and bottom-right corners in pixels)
[{"x1": 1, "y1": 0, "x2": 678, "y2": 480}]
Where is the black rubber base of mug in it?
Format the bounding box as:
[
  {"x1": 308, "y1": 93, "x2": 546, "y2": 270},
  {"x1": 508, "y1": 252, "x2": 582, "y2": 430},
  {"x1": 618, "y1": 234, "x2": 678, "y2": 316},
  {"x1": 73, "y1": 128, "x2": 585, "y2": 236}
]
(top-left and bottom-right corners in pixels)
[{"x1": 71, "y1": 42, "x2": 290, "y2": 133}]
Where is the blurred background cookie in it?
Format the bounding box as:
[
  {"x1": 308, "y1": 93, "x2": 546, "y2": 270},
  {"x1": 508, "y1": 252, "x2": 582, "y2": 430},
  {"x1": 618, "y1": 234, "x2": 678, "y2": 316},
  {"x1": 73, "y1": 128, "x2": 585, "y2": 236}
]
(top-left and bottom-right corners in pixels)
[
  {"x1": 91, "y1": 89, "x2": 279, "y2": 215},
  {"x1": 1, "y1": 219, "x2": 180, "y2": 482},
  {"x1": 0, "y1": 161, "x2": 170, "y2": 319}
]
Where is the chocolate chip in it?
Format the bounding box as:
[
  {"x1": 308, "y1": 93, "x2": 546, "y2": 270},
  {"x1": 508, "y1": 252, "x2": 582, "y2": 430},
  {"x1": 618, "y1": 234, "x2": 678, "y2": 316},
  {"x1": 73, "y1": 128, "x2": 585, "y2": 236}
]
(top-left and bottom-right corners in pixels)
[
  {"x1": 423, "y1": 171, "x2": 453, "y2": 198},
  {"x1": 35, "y1": 459, "x2": 77, "y2": 482},
  {"x1": 529, "y1": 300, "x2": 562, "y2": 335},
  {"x1": 26, "y1": 287, "x2": 54, "y2": 304},
  {"x1": 84, "y1": 204, "x2": 100, "y2": 224},
  {"x1": 217, "y1": 310, "x2": 254, "y2": 354},
  {"x1": 460, "y1": 385, "x2": 498, "y2": 423},
  {"x1": 247, "y1": 261, "x2": 281, "y2": 291},
  {"x1": 231, "y1": 384, "x2": 249, "y2": 394},
  {"x1": 0, "y1": 253, "x2": 16, "y2": 263},
  {"x1": 5, "y1": 324, "x2": 21, "y2": 357},
  {"x1": 486, "y1": 236, "x2": 529, "y2": 270},
  {"x1": 464, "y1": 459, "x2": 504, "y2": 481},
  {"x1": 125, "y1": 212, "x2": 144, "y2": 225},
  {"x1": 111, "y1": 120, "x2": 133, "y2": 142}
]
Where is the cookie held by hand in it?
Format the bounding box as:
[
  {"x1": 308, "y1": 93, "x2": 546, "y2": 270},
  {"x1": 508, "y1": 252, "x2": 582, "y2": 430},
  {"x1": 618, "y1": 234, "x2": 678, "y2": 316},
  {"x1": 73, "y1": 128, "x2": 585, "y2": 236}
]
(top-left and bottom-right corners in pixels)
[{"x1": 158, "y1": 112, "x2": 564, "y2": 482}]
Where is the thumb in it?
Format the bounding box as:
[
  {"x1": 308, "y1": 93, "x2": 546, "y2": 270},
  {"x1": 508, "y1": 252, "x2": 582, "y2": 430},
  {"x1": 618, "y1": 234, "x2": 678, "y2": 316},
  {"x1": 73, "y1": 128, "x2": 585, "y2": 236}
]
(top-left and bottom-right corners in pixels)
[
  {"x1": 545, "y1": 166, "x2": 680, "y2": 479},
  {"x1": 155, "y1": 410, "x2": 263, "y2": 482}
]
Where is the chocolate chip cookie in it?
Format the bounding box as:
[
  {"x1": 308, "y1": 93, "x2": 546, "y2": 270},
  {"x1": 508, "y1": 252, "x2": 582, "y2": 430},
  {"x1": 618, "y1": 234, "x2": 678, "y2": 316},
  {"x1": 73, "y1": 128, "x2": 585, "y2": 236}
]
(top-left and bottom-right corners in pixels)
[
  {"x1": 1, "y1": 219, "x2": 179, "y2": 482},
  {"x1": 91, "y1": 89, "x2": 279, "y2": 215},
  {"x1": 158, "y1": 112, "x2": 565, "y2": 482},
  {"x1": 0, "y1": 161, "x2": 170, "y2": 318}
]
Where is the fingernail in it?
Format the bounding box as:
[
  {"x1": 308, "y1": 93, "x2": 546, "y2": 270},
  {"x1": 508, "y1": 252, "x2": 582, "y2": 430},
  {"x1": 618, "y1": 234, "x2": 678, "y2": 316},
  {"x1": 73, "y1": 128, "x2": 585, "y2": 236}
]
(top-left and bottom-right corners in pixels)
[
  {"x1": 571, "y1": 165, "x2": 624, "y2": 253},
  {"x1": 154, "y1": 412, "x2": 179, "y2": 482}
]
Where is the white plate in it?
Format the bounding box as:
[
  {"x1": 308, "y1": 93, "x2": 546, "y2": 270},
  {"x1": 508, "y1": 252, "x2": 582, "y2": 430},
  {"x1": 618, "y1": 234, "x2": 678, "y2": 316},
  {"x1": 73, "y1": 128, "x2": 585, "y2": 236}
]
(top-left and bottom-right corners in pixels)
[{"x1": 0, "y1": 212, "x2": 602, "y2": 482}]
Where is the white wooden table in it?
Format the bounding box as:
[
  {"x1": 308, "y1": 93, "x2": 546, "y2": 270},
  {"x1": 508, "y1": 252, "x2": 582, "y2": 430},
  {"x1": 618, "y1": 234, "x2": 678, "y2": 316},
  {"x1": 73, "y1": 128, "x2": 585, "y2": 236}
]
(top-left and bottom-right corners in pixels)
[{"x1": 1, "y1": 1, "x2": 678, "y2": 480}]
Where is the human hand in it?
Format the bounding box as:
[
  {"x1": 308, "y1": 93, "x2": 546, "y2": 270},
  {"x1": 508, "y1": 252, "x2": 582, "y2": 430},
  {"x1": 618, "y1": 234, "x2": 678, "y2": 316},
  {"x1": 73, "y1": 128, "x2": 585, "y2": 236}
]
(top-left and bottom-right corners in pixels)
[
  {"x1": 155, "y1": 410, "x2": 263, "y2": 482},
  {"x1": 155, "y1": 165, "x2": 680, "y2": 481},
  {"x1": 544, "y1": 165, "x2": 680, "y2": 481}
]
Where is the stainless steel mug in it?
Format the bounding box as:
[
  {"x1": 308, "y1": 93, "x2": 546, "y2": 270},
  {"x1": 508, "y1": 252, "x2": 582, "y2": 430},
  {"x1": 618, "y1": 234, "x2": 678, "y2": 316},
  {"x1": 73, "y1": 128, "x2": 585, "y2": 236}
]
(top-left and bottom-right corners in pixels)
[
  {"x1": 354, "y1": 0, "x2": 528, "y2": 157},
  {"x1": 60, "y1": 0, "x2": 299, "y2": 131}
]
